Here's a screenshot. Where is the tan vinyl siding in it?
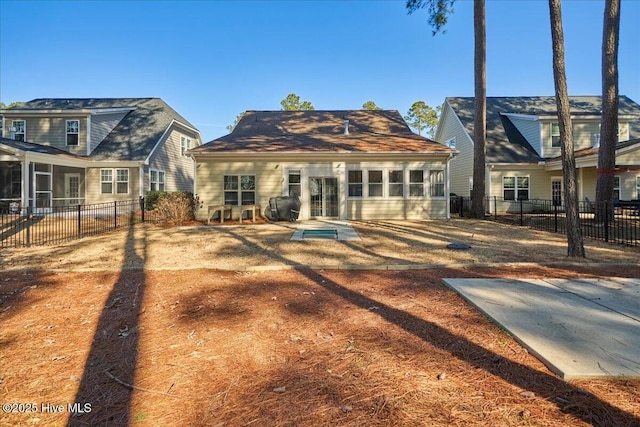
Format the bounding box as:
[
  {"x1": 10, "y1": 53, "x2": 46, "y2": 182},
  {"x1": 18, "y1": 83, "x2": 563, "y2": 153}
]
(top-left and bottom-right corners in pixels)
[
  {"x1": 2, "y1": 115, "x2": 88, "y2": 155},
  {"x1": 436, "y1": 102, "x2": 473, "y2": 196},
  {"x1": 90, "y1": 112, "x2": 128, "y2": 153},
  {"x1": 542, "y1": 120, "x2": 600, "y2": 158},
  {"x1": 85, "y1": 167, "x2": 140, "y2": 204},
  {"x1": 489, "y1": 167, "x2": 553, "y2": 200},
  {"x1": 146, "y1": 125, "x2": 199, "y2": 193},
  {"x1": 195, "y1": 160, "x2": 281, "y2": 220},
  {"x1": 581, "y1": 168, "x2": 597, "y2": 201},
  {"x1": 617, "y1": 148, "x2": 640, "y2": 165},
  {"x1": 345, "y1": 199, "x2": 447, "y2": 219}
]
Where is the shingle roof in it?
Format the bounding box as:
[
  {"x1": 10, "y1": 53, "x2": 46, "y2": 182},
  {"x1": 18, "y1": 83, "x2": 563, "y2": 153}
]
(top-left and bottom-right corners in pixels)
[
  {"x1": 446, "y1": 96, "x2": 640, "y2": 163},
  {"x1": 191, "y1": 110, "x2": 451, "y2": 155},
  {"x1": 16, "y1": 98, "x2": 197, "y2": 161},
  {"x1": 0, "y1": 137, "x2": 84, "y2": 159}
]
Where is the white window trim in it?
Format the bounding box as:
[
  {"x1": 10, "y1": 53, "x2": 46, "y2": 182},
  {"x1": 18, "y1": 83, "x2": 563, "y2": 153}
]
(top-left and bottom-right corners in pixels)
[
  {"x1": 551, "y1": 122, "x2": 560, "y2": 147},
  {"x1": 502, "y1": 175, "x2": 530, "y2": 201},
  {"x1": 181, "y1": 136, "x2": 192, "y2": 157},
  {"x1": 100, "y1": 169, "x2": 113, "y2": 194},
  {"x1": 12, "y1": 120, "x2": 25, "y2": 141},
  {"x1": 100, "y1": 168, "x2": 130, "y2": 195},
  {"x1": 636, "y1": 175, "x2": 640, "y2": 199},
  {"x1": 408, "y1": 169, "x2": 425, "y2": 198},
  {"x1": 428, "y1": 169, "x2": 445, "y2": 198},
  {"x1": 347, "y1": 170, "x2": 363, "y2": 198},
  {"x1": 66, "y1": 119, "x2": 80, "y2": 146},
  {"x1": 367, "y1": 169, "x2": 384, "y2": 199},
  {"x1": 150, "y1": 169, "x2": 166, "y2": 192},
  {"x1": 224, "y1": 174, "x2": 256, "y2": 206},
  {"x1": 116, "y1": 169, "x2": 129, "y2": 194}
]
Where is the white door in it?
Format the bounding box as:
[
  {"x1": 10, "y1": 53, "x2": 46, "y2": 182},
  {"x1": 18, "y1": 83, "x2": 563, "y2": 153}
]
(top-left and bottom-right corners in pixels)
[{"x1": 65, "y1": 173, "x2": 81, "y2": 205}]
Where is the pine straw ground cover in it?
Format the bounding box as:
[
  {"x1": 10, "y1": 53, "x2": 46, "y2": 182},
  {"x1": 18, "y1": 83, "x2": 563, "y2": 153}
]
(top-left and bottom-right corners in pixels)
[{"x1": 1, "y1": 265, "x2": 639, "y2": 427}]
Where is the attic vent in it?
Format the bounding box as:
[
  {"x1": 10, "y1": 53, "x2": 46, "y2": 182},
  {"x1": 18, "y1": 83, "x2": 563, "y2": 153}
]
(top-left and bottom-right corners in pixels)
[{"x1": 344, "y1": 119, "x2": 349, "y2": 135}]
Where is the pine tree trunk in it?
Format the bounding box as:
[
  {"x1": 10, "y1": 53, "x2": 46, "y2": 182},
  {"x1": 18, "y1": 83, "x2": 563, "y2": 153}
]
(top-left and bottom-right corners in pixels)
[
  {"x1": 595, "y1": 0, "x2": 620, "y2": 223},
  {"x1": 471, "y1": 0, "x2": 487, "y2": 219},
  {"x1": 548, "y1": 0, "x2": 586, "y2": 257}
]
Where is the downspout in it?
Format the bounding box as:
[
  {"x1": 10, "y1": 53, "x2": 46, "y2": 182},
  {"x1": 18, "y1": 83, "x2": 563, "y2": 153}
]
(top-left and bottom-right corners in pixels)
[
  {"x1": 22, "y1": 154, "x2": 30, "y2": 209},
  {"x1": 86, "y1": 115, "x2": 92, "y2": 156}
]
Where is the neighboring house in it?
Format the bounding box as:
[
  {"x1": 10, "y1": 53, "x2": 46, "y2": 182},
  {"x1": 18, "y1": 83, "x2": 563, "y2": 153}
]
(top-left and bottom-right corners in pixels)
[
  {"x1": 189, "y1": 110, "x2": 456, "y2": 221},
  {"x1": 435, "y1": 96, "x2": 640, "y2": 210},
  {"x1": 0, "y1": 98, "x2": 201, "y2": 211}
]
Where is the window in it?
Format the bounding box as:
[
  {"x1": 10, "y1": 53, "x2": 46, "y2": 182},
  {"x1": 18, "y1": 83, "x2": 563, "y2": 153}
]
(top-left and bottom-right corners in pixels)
[
  {"x1": 409, "y1": 170, "x2": 424, "y2": 197},
  {"x1": 101, "y1": 169, "x2": 113, "y2": 194},
  {"x1": 613, "y1": 176, "x2": 620, "y2": 201},
  {"x1": 429, "y1": 170, "x2": 445, "y2": 197},
  {"x1": 150, "y1": 170, "x2": 165, "y2": 191},
  {"x1": 445, "y1": 137, "x2": 456, "y2": 149},
  {"x1": 181, "y1": 136, "x2": 191, "y2": 156},
  {"x1": 388, "y1": 170, "x2": 404, "y2": 197},
  {"x1": 637, "y1": 176, "x2": 640, "y2": 199},
  {"x1": 116, "y1": 169, "x2": 129, "y2": 194},
  {"x1": 12, "y1": 120, "x2": 25, "y2": 141},
  {"x1": 551, "y1": 122, "x2": 560, "y2": 147},
  {"x1": 66, "y1": 120, "x2": 79, "y2": 146},
  {"x1": 503, "y1": 176, "x2": 529, "y2": 200},
  {"x1": 288, "y1": 171, "x2": 301, "y2": 197},
  {"x1": 224, "y1": 175, "x2": 255, "y2": 205},
  {"x1": 348, "y1": 170, "x2": 363, "y2": 197},
  {"x1": 368, "y1": 170, "x2": 383, "y2": 197}
]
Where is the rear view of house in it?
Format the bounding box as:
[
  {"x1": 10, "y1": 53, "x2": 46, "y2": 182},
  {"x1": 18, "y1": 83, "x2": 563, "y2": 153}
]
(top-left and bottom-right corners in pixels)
[
  {"x1": 436, "y1": 96, "x2": 640, "y2": 209},
  {"x1": 189, "y1": 110, "x2": 456, "y2": 221},
  {"x1": 0, "y1": 98, "x2": 201, "y2": 211}
]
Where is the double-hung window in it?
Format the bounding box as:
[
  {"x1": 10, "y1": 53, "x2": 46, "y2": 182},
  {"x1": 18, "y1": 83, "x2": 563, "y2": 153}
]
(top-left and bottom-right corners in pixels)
[
  {"x1": 503, "y1": 176, "x2": 529, "y2": 200},
  {"x1": 66, "y1": 120, "x2": 79, "y2": 146},
  {"x1": 12, "y1": 120, "x2": 25, "y2": 141},
  {"x1": 637, "y1": 176, "x2": 640, "y2": 199},
  {"x1": 409, "y1": 170, "x2": 425, "y2": 197},
  {"x1": 613, "y1": 176, "x2": 620, "y2": 201},
  {"x1": 551, "y1": 122, "x2": 560, "y2": 147},
  {"x1": 181, "y1": 136, "x2": 191, "y2": 156},
  {"x1": 150, "y1": 170, "x2": 165, "y2": 191},
  {"x1": 288, "y1": 171, "x2": 301, "y2": 197},
  {"x1": 116, "y1": 169, "x2": 129, "y2": 194},
  {"x1": 429, "y1": 170, "x2": 445, "y2": 197},
  {"x1": 224, "y1": 175, "x2": 255, "y2": 205},
  {"x1": 348, "y1": 170, "x2": 363, "y2": 197},
  {"x1": 101, "y1": 169, "x2": 113, "y2": 194},
  {"x1": 101, "y1": 168, "x2": 129, "y2": 194},
  {"x1": 368, "y1": 170, "x2": 383, "y2": 197},
  {"x1": 388, "y1": 170, "x2": 404, "y2": 197}
]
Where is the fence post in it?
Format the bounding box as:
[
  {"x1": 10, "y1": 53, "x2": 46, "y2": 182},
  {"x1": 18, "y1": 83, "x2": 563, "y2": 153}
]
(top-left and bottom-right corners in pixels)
[
  {"x1": 77, "y1": 204, "x2": 82, "y2": 238},
  {"x1": 459, "y1": 197, "x2": 464, "y2": 217},
  {"x1": 604, "y1": 201, "x2": 609, "y2": 242},
  {"x1": 114, "y1": 201, "x2": 118, "y2": 229},
  {"x1": 26, "y1": 205, "x2": 32, "y2": 247},
  {"x1": 519, "y1": 199, "x2": 524, "y2": 226},
  {"x1": 140, "y1": 197, "x2": 145, "y2": 223}
]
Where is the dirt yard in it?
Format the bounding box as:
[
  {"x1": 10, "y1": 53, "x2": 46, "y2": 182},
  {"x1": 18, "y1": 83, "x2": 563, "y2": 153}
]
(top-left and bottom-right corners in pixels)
[{"x1": 1, "y1": 219, "x2": 639, "y2": 426}]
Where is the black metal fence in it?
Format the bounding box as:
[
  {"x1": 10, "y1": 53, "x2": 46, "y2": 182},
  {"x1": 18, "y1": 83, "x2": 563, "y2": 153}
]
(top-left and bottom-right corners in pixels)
[
  {"x1": 452, "y1": 196, "x2": 640, "y2": 247},
  {"x1": 0, "y1": 199, "x2": 158, "y2": 248}
]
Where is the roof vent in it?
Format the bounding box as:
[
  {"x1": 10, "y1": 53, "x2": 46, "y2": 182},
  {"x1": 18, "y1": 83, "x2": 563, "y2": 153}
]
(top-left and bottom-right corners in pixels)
[{"x1": 344, "y1": 119, "x2": 349, "y2": 135}]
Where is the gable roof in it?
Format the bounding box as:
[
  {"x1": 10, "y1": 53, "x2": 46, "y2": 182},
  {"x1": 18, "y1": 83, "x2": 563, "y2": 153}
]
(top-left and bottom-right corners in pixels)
[
  {"x1": 5, "y1": 98, "x2": 198, "y2": 161},
  {"x1": 445, "y1": 96, "x2": 640, "y2": 163},
  {"x1": 191, "y1": 110, "x2": 452, "y2": 155}
]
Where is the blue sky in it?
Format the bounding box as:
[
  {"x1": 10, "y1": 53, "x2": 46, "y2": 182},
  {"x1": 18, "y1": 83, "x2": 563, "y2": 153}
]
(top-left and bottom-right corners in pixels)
[{"x1": 1, "y1": 0, "x2": 638, "y2": 142}]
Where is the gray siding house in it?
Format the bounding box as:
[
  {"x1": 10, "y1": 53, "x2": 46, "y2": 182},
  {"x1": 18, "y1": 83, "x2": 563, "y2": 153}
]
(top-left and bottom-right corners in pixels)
[
  {"x1": 0, "y1": 98, "x2": 202, "y2": 211},
  {"x1": 435, "y1": 96, "x2": 640, "y2": 211}
]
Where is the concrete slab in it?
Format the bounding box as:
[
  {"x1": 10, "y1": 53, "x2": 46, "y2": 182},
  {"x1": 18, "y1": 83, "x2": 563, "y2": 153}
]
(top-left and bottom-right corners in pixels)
[
  {"x1": 290, "y1": 220, "x2": 361, "y2": 241},
  {"x1": 442, "y1": 278, "x2": 640, "y2": 379}
]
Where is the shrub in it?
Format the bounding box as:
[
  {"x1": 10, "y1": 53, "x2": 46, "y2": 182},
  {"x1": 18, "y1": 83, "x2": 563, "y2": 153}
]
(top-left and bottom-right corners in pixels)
[
  {"x1": 153, "y1": 192, "x2": 196, "y2": 225},
  {"x1": 145, "y1": 191, "x2": 167, "y2": 210}
]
